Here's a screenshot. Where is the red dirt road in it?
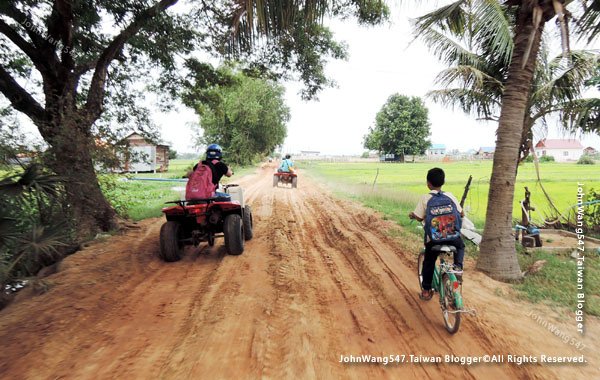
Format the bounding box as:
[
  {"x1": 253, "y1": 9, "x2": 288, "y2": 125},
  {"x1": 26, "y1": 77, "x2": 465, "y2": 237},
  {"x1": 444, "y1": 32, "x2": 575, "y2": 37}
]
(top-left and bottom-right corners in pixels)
[{"x1": 1, "y1": 166, "x2": 598, "y2": 379}]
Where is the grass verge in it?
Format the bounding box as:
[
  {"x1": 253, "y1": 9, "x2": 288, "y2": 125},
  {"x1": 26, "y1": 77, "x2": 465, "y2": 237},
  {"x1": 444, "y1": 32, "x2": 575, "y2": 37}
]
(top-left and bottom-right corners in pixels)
[{"x1": 516, "y1": 249, "x2": 600, "y2": 317}]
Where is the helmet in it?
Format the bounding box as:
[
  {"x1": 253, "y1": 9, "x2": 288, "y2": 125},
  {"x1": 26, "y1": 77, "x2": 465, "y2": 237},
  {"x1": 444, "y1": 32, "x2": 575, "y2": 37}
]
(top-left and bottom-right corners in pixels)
[
  {"x1": 285, "y1": 154, "x2": 291, "y2": 159},
  {"x1": 206, "y1": 144, "x2": 222, "y2": 160}
]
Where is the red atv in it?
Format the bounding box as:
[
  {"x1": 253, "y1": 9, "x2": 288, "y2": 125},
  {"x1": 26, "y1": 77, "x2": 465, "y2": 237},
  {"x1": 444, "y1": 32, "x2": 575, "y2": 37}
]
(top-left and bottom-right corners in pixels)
[
  {"x1": 273, "y1": 171, "x2": 298, "y2": 188},
  {"x1": 159, "y1": 184, "x2": 253, "y2": 261}
]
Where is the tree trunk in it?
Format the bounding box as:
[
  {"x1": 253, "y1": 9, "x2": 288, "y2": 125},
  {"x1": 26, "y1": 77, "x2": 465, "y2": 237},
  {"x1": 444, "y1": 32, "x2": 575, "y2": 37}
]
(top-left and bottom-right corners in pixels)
[
  {"x1": 43, "y1": 112, "x2": 118, "y2": 241},
  {"x1": 477, "y1": 6, "x2": 545, "y2": 281}
]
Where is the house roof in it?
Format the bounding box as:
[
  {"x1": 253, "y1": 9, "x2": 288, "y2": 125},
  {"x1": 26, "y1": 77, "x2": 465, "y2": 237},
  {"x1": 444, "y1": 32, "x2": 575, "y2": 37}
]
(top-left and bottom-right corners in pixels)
[
  {"x1": 429, "y1": 144, "x2": 446, "y2": 150},
  {"x1": 535, "y1": 139, "x2": 583, "y2": 149},
  {"x1": 121, "y1": 132, "x2": 169, "y2": 147},
  {"x1": 124, "y1": 132, "x2": 144, "y2": 140},
  {"x1": 584, "y1": 146, "x2": 597, "y2": 152},
  {"x1": 479, "y1": 146, "x2": 495, "y2": 153}
]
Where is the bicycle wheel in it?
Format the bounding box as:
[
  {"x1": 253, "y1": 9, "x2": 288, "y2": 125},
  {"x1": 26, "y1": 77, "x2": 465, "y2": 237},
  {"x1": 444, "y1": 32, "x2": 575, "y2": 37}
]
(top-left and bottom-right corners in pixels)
[
  {"x1": 417, "y1": 251, "x2": 425, "y2": 291},
  {"x1": 441, "y1": 273, "x2": 461, "y2": 334}
]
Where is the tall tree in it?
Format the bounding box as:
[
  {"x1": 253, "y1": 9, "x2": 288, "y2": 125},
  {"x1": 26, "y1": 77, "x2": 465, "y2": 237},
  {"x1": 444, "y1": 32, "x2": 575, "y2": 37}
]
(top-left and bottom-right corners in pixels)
[
  {"x1": 0, "y1": 0, "x2": 186, "y2": 239},
  {"x1": 183, "y1": 66, "x2": 290, "y2": 165},
  {"x1": 364, "y1": 94, "x2": 431, "y2": 161},
  {"x1": 477, "y1": 0, "x2": 574, "y2": 281},
  {"x1": 0, "y1": 1, "x2": 388, "y2": 240},
  {"x1": 412, "y1": 0, "x2": 599, "y2": 281}
]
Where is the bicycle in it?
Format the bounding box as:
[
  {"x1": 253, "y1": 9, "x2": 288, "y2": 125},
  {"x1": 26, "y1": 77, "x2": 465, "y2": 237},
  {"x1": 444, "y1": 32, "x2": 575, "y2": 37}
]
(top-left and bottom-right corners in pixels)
[{"x1": 417, "y1": 245, "x2": 466, "y2": 334}]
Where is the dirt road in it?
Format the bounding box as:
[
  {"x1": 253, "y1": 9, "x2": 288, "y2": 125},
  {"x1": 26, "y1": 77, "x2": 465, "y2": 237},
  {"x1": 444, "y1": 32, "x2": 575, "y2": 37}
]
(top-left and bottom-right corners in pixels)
[{"x1": 1, "y1": 166, "x2": 598, "y2": 379}]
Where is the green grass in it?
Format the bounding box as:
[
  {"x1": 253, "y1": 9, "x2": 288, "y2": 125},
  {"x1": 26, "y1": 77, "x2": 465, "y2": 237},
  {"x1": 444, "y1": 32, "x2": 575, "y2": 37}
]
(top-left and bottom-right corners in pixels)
[
  {"x1": 304, "y1": 160, "x2": 599, "y2": 229},
  {"x1": 516, "y1": 250, "x2": 600, "y2": 316},
  {"x1": 121, "y1": 180, "x2": 184, "y2": 220}
]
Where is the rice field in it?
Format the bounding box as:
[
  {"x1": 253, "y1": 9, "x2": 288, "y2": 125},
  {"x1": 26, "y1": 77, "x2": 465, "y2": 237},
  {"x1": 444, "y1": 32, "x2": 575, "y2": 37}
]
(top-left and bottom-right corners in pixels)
[{"x1": 303, "y1": 160, "x2": 599, "y2": 228}]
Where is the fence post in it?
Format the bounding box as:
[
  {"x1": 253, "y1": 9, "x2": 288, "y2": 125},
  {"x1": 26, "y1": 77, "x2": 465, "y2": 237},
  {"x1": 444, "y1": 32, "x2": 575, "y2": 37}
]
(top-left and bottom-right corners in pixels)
[{"x1": 372, "y1": 168, "x2": 379, "y2": 190}]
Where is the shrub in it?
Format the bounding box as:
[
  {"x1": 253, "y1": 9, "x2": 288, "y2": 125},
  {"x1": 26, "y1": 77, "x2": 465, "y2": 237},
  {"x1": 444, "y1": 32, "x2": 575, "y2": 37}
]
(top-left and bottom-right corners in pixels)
[
  {"x1": 97, "y1": 174, "x2": 133, "y2": 217},
  {"x1": 0, "y1": 164, "x2": 71, "y2": 293},
  {"x1": 539, "y1": 155, "x2": 555, "y2": 162},
  {"x1": 577, "y1": 155, "x2": 595, "y2": 165}
]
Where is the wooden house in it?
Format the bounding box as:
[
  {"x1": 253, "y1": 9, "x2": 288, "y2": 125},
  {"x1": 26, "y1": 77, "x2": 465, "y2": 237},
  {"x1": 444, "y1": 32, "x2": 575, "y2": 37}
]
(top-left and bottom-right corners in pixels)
[{"x1": 122, "y1": 132, "x2": 170, "y2": 172}]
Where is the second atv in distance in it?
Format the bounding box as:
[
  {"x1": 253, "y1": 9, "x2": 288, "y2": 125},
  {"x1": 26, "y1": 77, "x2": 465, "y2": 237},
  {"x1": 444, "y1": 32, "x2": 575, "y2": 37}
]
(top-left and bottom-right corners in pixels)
[{"x1": 273, "y1": 171, "x2": 298, "y2": 188}]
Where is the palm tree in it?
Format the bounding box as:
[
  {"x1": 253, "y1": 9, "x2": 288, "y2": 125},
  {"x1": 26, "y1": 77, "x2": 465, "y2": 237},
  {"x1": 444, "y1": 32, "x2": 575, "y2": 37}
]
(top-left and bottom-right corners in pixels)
[
  {"x1": 413, "y1": 0, "x2": 599, "y2": 281},
  {"x1": 415, "y1": 7, "x2": 599, "y2": 159}
]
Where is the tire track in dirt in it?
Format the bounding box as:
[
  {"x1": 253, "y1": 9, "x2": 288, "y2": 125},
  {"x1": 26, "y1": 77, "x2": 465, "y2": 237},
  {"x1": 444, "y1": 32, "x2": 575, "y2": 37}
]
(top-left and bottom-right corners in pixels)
[
  {"x1": 262, "y1": 189, "x2": 335, "y2": 379},
  {"x1": 265, "y1": 175, "x2": 545, "y2": 380},
  {"x1": 291, "y1": 185, "x2": 451, "y2": 379}
]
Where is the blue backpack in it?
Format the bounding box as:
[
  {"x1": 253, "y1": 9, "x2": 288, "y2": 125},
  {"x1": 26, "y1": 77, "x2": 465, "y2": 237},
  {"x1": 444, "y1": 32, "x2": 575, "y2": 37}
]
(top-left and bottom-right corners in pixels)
[{"x1": 424, "y1": 192, "x2": 462, "y2": 244}]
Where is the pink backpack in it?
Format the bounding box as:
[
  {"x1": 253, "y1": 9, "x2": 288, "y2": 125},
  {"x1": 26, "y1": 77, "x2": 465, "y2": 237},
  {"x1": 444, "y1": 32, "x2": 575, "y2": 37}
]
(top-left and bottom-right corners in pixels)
[{"x1": 185, "y1": 160, "x2": 218, "y2": 200}]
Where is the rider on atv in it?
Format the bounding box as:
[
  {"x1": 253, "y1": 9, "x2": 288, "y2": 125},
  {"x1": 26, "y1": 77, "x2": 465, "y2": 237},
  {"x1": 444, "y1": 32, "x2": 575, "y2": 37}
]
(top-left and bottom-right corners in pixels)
[
  {"x1": 277, "y1": 154, "x2": 295, "y2": 173},
  {"x1": 190, "y1": 144, "x2": 233, "y2": 198}
]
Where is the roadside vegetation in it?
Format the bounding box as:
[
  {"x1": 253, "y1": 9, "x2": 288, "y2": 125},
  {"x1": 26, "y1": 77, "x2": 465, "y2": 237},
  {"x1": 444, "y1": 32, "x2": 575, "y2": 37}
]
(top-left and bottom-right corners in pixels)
[{"x1": 516, "y1": 249, "x2": 600, "y2": 317}]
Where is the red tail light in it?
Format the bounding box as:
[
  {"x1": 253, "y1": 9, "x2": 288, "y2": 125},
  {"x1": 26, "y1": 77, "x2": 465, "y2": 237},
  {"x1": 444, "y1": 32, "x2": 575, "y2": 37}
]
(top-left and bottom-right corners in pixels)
[{"x1": 188, "y1": 207, "x2": 203, "y2": 216}]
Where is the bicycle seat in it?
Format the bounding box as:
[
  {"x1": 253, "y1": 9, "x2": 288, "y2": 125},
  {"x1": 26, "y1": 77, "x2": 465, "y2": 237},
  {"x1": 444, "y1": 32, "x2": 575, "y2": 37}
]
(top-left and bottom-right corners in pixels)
[{"x1": 431, "y1": 245, "x2": 457, "y2": 253}]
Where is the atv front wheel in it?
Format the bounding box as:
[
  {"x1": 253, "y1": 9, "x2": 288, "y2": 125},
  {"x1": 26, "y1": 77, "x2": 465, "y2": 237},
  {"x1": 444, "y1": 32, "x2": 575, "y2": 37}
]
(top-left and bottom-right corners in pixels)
[
  {"x1": 159, "y1": 221, "x2": 183, "y2": 262},
  {"x1": 224, "y1": 214, "x2": 244, "y2": 255},
  {"x1": 292, "y1": 176, "x2": 298, "y2": 188},
  {"x1": 273, "y1": 175, "x2": 278, "y2": 187},
  {"x1": 243, "y1": 205, "x2": 253, "y2": 241}
]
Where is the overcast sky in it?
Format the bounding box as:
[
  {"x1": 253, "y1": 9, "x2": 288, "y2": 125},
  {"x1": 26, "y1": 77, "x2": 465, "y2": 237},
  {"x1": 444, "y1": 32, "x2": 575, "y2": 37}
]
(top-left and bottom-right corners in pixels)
[{"x1": 158, "y1": 4, "x2": 600, "y2": 156}]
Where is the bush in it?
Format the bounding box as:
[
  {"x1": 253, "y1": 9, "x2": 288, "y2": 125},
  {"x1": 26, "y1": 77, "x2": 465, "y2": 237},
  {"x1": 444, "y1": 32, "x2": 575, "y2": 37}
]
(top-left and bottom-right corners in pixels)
[
  {"x1": 539, "y1": 155, "x2": 555, "y2": 162},
  {"x1": 97, "y1": 174, "x2": 133, "y2": 217},
  {"x1": 0, "y1": 164, "x2": 71, "y2": 292},
  {"x1": 577, "y1": 155, "x2": 595, "y2": 165}
]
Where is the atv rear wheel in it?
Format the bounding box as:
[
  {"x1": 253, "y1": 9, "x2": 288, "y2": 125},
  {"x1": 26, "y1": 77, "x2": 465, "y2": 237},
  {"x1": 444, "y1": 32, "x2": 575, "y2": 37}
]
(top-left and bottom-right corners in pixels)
[
  {"x1": 159, "y1": 221, "x2": 183, "y2": 262},
  {"x1": 292, "y1": 176, "x2": 298, "y2": 188},
  {"x1": 243, "y1": 205, "x2": 253, "y2": 241},
  {"x1": 224, "y1": 214, "x2": 244, "y2": 255},
  {"x1": 273, "y1": 175, "x2": 278, "y2": 187}
]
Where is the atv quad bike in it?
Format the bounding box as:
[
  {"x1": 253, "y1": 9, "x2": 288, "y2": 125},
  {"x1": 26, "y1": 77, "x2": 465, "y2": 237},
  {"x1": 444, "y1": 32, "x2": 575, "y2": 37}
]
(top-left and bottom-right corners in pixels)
[
  {"x1": 159, "y1": 184, "x2": 253, "y2": 262},
  {"x1": 273, "y1": 171, "x2": 297, "y2": 188}
]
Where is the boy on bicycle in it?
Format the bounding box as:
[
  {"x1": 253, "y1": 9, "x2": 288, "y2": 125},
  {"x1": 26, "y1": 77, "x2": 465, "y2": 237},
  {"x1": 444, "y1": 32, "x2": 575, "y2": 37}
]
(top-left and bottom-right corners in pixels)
[{"x1": 409, "y1": 168, "x2": 465, "y2": 301}]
